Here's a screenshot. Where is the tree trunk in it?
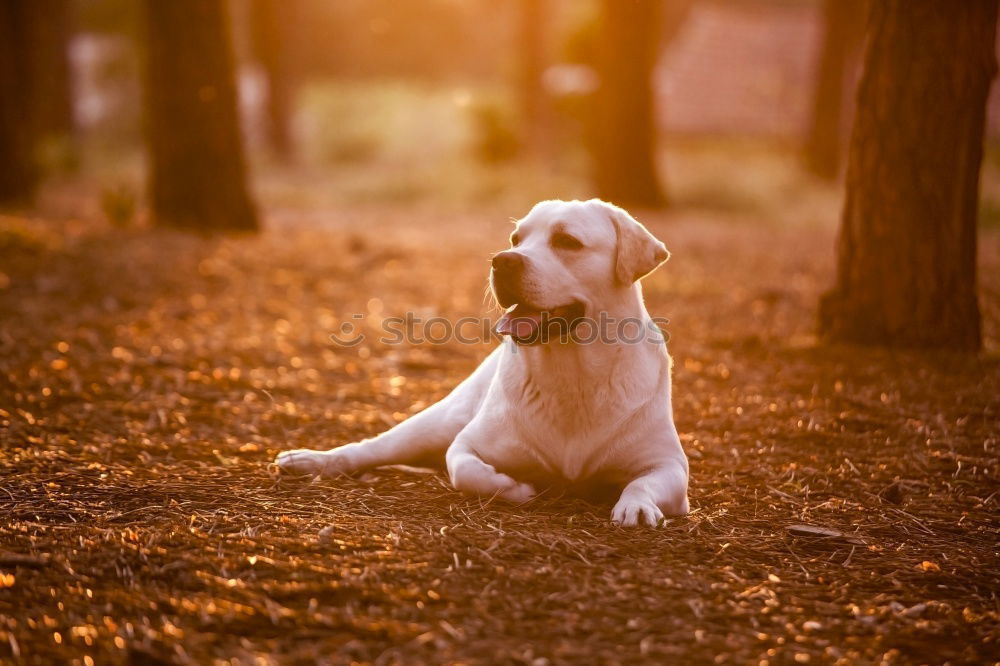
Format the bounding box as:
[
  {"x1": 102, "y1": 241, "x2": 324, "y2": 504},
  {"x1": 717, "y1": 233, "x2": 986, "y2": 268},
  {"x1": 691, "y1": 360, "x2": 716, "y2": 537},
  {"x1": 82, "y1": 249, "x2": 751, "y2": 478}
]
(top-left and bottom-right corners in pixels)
[
  {"x1": 0, "y1": 2, "x2": 38, "y2": 203},
  {"x1": 803, "y1": 0, "x2": 866, "y2": 180},
  {"x1": 0, "y1": 0, "x2": 76, "y2": 204},
  {"x1": 141, "y1": 0, "x2": 258, "y2": 230},
  {"x1": 592, "y1": 0, "x2": 665, "y2": 208},
  {"x1": 517, "y1": 0, "x2": 547, "y2": 156},
  {"x1": 26, "y1": 0, "x2": 75, "y2": 145},
  {"x1": 819, "y1": 0, "x2": 996, "y2": 351},
  {"x1": 251, "y1": 0, "x2": 296, "y2": 160}
]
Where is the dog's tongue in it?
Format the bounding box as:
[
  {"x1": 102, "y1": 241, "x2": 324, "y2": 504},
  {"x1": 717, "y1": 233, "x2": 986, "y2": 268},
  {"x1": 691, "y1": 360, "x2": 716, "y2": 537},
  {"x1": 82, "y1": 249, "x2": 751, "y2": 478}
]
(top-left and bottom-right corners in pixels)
[{"x1": 496, "y1": 304, "x2": 542, "y2": 339}]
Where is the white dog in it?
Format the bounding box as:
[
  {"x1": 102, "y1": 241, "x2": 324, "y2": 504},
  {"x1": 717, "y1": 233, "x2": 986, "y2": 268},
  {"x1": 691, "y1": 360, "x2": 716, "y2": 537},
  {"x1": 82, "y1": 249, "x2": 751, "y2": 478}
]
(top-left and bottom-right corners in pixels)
[{"x1": 277, "y1": 199, "x2": 689, "y2": 526}]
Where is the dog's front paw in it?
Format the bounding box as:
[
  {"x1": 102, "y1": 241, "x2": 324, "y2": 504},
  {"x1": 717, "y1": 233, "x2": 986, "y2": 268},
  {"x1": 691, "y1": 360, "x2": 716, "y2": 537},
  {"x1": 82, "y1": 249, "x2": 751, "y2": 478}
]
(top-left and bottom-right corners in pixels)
[
  {"x1": 448, "y1": 453, "x2": 537, "y2": 504},
  {"x1": 275, "y1": 447, "x2": 355, "y2": 478},
  {"x1": 499, "y1": 479, "x2": 537, "y2": 504},
  {"x1": 611, "y1": 497, "x2": 664, "y2": 527}
]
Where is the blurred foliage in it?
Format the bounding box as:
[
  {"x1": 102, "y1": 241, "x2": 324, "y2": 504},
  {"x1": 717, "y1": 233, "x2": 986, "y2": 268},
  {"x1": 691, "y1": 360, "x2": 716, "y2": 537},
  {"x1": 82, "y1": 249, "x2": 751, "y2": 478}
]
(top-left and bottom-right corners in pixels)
[
  {"x1": 665, "y1": 137, "x2": 838, "y2": 221},
  {"x1": 467, "y1": 98, "x2": 520, "y2": 164},
  {"x1": 257, "y1": 79, "x2": 587, "y2": 208},
  {"x1": 298, "y1": 81, "x2": 469, "y2": 168},
  {"x1": 100, "y1": 183, "x2": 137, "y2": 228},
  {"x1": 65, "y1": 73, "x2": 852, "y2": 221},
  {"x1": 45, "y1": 2, "x2": 1000, "y2": 231}
]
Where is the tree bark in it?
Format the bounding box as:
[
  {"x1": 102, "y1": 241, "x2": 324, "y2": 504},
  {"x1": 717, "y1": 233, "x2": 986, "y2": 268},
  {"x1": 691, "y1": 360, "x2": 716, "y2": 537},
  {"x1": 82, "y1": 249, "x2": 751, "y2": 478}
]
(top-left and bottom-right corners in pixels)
[
  {"x1": 141, "y1": 0, "x2": 258, "y2": 230},
  {"x1": 803, "y1": 0, "x2": 866, "y2": 180},
  {"x1": 251, "y1": 0, "x2": 296, "y2": 160},
  {"x1": 592, "y1": 0, "x2": 665, "y2": 208},
  {"x1": 819, "y1": 0, "x2": 996, "y2": 351}
]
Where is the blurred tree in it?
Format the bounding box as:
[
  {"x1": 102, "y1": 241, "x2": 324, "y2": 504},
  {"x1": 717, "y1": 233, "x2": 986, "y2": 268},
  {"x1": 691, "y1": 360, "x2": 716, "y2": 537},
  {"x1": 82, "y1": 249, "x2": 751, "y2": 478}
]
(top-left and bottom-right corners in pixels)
[
  {"x1": 819, "y1": 0, "x2": 996, "y2": 351},
  {"x1": 251, "y1": 0, "x2": 298, "y2": 160},
  {"x1": 0, "y1": 2, "x2": 37, "y2": 204},
  {"x1": 517, "y1": 0, "x2": 547, "y2": 156},
  {"x1": 803, "y1": 0, "x2": 867, "y2": 180},
  {"x1": 0, "y1": 0, "x2": 75, "y2": 203},
  {"x1": 27, "y1": 0, "x2": 76, "y2": 150},
  {"x1": 592, "y1": 0, "x2": 665, "y2": 207},
  {"x1": 141, "y1": 0, "x2": 257, "y2": 230}
]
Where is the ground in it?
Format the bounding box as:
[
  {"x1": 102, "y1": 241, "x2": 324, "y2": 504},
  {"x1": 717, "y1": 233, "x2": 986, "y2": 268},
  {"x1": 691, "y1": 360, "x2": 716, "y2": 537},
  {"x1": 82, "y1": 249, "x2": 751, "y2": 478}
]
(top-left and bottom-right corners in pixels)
[{"x1": 1, "y1": 156, "x2": 999, "y2": 665}]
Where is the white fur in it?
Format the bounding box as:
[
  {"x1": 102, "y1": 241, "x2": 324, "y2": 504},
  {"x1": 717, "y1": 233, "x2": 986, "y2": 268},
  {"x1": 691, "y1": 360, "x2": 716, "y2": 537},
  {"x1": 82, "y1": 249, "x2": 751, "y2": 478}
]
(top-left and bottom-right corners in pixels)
[{"x1": 276, "y1": 199, "x2": 689, "y2": 526}]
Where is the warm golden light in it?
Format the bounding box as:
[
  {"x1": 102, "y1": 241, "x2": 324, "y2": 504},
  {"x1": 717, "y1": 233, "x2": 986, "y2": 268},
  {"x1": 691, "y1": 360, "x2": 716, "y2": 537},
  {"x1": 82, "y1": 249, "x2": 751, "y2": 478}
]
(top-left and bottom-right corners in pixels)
[{"x1": 0, "y1": 0, "x2": 998, "y2": 664}]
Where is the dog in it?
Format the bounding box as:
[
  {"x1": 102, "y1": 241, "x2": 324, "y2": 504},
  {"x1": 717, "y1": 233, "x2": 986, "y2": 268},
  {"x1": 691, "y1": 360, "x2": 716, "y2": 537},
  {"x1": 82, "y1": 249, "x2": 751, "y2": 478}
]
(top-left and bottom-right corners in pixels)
[{"x1": 276, "y1": 199, "x2": 689, "y2": 526}]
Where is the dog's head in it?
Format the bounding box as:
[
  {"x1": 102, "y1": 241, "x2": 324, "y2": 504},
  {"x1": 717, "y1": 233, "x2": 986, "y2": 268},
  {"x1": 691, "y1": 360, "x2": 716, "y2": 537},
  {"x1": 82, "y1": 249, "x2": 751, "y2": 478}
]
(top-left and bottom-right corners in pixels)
[{"x1": 491, "y1": 199, "x2": 668, "y2": 343}]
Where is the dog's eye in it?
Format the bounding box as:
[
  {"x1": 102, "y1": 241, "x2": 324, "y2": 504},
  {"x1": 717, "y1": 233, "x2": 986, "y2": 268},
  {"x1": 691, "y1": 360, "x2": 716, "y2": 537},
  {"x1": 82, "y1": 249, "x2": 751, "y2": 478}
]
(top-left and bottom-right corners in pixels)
[
  {"x1": 510, "y1": 233, "x2": 521, "y2": 247},
  {"x1": 551, "y1": 233, "x2": 583, "y2": 250}
]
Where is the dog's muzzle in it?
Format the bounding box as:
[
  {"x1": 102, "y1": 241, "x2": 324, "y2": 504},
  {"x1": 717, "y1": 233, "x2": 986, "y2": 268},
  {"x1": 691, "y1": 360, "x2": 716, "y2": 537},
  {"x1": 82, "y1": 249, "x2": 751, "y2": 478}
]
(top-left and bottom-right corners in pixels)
[{"x1": 490, "y1": 250, "x2": 585, "y2": 345}]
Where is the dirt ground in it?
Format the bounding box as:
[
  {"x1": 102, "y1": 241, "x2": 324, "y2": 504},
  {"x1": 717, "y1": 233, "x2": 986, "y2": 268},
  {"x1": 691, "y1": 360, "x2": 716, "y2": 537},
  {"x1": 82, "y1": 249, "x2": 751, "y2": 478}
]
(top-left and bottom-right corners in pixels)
[{"x1": 1, "y1": 196, "x2": 999, "y2": 665}]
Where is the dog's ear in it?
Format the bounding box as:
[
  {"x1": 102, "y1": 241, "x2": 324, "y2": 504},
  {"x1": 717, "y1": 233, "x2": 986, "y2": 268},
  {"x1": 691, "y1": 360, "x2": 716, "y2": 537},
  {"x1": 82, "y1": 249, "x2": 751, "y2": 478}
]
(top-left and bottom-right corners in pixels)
[{"x1": 603, "y1": 201, "x2": 669, "y2": 285}]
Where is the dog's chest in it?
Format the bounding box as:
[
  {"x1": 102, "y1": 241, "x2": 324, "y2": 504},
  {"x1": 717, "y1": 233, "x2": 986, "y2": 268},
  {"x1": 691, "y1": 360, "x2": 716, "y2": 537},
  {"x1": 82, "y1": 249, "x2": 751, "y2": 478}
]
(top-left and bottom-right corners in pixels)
[
  {"x1": 490, "y1": 342, "x2": 668, "y2": 482},
  {"x1": 512, "y1": 381, "x2": 633, "y2": 481}
]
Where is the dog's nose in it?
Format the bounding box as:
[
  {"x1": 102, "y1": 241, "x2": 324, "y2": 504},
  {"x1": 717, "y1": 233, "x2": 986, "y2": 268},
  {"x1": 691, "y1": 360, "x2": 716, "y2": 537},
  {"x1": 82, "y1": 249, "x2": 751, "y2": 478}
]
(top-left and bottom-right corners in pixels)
[{"x1": 492, "y1": 251, "x2": 524, "y2": 273}]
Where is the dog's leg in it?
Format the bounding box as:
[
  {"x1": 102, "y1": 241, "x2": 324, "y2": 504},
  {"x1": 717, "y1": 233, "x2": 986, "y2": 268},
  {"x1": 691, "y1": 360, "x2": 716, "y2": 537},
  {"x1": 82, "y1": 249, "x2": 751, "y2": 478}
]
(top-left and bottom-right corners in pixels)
[
  {"x1": 445, "y1": 440, "x2": 536, "y2": 503},
  {"x1": 611, "y1": 458, "x2": 689, "y2": 526},
  {"x1": 276, "y1": 350, "x2": 501, "y2": 477}
]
